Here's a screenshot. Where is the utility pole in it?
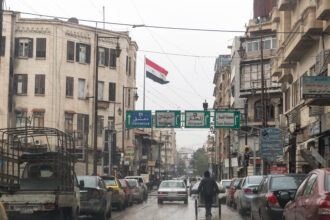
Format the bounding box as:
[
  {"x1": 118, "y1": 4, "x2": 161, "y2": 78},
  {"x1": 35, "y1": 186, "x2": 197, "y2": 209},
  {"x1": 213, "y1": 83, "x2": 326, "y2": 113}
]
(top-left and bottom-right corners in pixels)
[
  {"x1": 0, "y1": 0, "x2": 3, "y2": 60},
  {"x1": 259, "y1": 23, "x2": 267, "y2": 128},
  {"x1": 228, "y1": 129, "x2": 232, "y2": 179},
  {"x1": 159, "y1": 133, "x2": 162, "y2": 180},
  {"x1": 93, "y1": 34, "x2": 99, "y2": 175}
]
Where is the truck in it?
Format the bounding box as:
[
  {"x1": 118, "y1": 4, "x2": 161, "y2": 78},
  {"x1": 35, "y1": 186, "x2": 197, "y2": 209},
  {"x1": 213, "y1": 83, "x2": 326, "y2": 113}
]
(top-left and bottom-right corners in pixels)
[{"x1": 0, "y1": 127, "x2": 80, "y2": 220}]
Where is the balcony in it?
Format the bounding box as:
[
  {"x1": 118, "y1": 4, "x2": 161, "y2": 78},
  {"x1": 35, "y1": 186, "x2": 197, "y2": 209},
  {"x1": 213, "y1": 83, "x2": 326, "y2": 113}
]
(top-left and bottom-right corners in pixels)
[
  {"x1": 278, "y1": 0, "x2": 296, "y2": 11},
  {"x1": 97, "y1": 100, "x2": 110, "y2": 109},
  {"x1": 316, "y1": 0, "x2": 330, "y2": 20}
]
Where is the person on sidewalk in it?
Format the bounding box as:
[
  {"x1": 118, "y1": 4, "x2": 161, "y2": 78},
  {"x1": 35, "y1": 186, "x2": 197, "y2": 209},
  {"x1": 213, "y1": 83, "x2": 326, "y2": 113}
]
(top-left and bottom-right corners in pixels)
[{"x1": 197, "y1": 171, "x2": 219, "y2": 217}]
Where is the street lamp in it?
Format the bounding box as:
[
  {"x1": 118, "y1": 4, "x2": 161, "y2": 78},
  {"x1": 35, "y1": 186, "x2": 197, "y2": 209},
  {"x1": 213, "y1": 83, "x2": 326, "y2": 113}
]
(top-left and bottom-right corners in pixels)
[{"x1": 93, "y1": 34, "x2": 121, "y2": 175}]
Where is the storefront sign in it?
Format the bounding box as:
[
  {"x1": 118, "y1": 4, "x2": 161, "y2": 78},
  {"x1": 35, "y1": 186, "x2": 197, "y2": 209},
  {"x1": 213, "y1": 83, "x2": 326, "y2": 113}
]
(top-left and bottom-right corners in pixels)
[
  {"x1": 148, "y1": 161, "x2": 156, "y2": 167},
  {"x1": 270, "y1": 166, "x2": 287, "y2": 174},
  {"x1": 308, "y1": 121, "x2": 321, "y2": 136},
  {"x1": 302, "y1": 76, "x2": 330, "y2": 98}
]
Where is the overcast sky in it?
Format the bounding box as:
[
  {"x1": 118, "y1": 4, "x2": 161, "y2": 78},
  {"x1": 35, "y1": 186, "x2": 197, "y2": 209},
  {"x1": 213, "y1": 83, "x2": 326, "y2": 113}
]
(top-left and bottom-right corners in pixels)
[{"x1": 7, "y1": 0, "x2": 254, "y2": 151}]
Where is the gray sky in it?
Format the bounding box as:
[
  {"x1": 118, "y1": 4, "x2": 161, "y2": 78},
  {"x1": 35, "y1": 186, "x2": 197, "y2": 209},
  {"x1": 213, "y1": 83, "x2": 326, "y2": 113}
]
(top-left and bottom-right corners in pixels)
[{"x1": 7, "y1": 0, "x2": 254, "y2": 151}]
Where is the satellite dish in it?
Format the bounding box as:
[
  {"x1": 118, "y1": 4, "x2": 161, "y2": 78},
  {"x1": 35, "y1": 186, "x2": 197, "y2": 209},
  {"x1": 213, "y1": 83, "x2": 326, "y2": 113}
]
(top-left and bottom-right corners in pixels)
[{"x1": 68, "y1": 17, "x2": 79, "y2": 24}]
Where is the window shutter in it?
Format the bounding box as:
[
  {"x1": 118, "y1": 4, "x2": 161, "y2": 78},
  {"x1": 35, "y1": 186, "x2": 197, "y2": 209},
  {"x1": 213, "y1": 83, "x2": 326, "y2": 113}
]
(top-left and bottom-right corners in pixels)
[
  {"x1": 14, "y1": 38, "x2": 19, "y2": 57},
  {"x1": 67, "y1": 41, "x2": 74, "y2": 61},
  {"x1": 76, "y1": 43, "x2": 80, "y2": 62},
  {"x1": 1, "y1": 36, "x2": 5, "y2": 56},
  {"x1": 41, "y1": 75, "x2": 45, "y2": 94},
  {"x1": 109, "y1": 83, "x2": 116, "y2": 101},
  {"x1": 28, "y1": 38, "x2": 33, "y2": 58},
  {"x1": 84, "y1": 115, "x2": 89, "y2": 134},
  {"x1": 36, "y1": 38, "x2": 46, "y2": 58},
  {"x1": 110, "y1": 49, "x2": 116, "y2": 67},
  {"x1": 23, "y1": 75, "x2": 28, "y2": 94},
  {"x1": 105, "y1": 48, "x2": 109, "y2": 66},
  {"x1": 13, "y1": 74, "x2": 18, "y2": 94},
  {"x1": 35, "y1": 75, "x2": 39, "y2": 94},
  {"x1": 86, "y1": 44, "x2": 91, "y2": 64}
]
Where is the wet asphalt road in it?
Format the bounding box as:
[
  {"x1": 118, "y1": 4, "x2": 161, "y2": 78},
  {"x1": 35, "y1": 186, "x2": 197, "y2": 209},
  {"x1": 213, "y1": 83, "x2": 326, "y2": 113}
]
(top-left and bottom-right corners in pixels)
[{"x1": 80, "y1": 192, "x2": 249, "y2": 220}]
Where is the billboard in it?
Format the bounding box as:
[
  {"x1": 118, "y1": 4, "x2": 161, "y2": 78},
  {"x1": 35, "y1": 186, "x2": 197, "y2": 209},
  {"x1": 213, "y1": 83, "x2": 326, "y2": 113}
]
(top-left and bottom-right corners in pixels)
[{"x1": 302, "y1": 76, "x2": 330, "y2": 98}]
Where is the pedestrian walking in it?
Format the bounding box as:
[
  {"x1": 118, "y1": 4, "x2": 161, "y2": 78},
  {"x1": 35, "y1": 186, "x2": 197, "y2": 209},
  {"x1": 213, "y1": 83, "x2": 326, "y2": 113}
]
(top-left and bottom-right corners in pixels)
[{"x1": 197, "y1": 171, "x2": 219, "y2": 217}]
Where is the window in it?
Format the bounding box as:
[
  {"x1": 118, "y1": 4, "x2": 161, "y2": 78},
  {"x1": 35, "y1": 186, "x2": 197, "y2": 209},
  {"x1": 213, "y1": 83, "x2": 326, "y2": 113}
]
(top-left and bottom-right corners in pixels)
[
  {"x1": 247, "y1": 42, "x2": 253, "y2": 52},
  {"x1": 16, "y1": 111, "x2": 27, "y2": 127},
  {"x1": 35, "y1": 75, "x2": 45, "y2": 95},
  {"x1": 127, "y1": 88, "x2": 131, "y2": 107},
  {"x1": 67, "y1": 41, "x2": 75, "y2": 61},
  {"x1": 98, "y1": 47, "x2": 108, "y2": 66},
  {"x1": 97, "y1": 115, "x2": 104, "y2": 135},
  {"x1": 285, "y1": 88, "x2": 291, "y2": 112},
  {"x1": 126, "y1": 56, "x2": 129, "y2": 74},
  {"x1": 108, "y1": 117, "x2": 114, "y2": 130},
  {"x1": 128, "y1": 57, "x2": 132, "y2": 76},
  {"x1": 98, "y1": 81, "x2": 104, "y2": 101},
  {"x1": 76, "y1": 43, "x2": 90, "y2": 63},
  {"x1": 33, "y1": 112, "x2": 44, "y2": 127},
  {"x1": 109, "y1": 82, "x2": 116, "y2": 101},
  {"x1": 15, "y1": 38, "x2": 33, "y2": 58},
  {"x1": 255, "y1": 100, "x2": 262, "y2": 121},
  {"x1": 295, "y1": 177, "x2": 309, "y2": 199},
  {"x1": 77, "y1": 114, "x2": 89, "y2": 134},
  {"x1": 14, "y1": 74, "x2": 28, "y2": 95},
  {"x1": 110, "y1": 49, "x2": 117, "y2": 67},
  {"x1": 65, "y1": 113, "x2": 74, "y2": 132},
  {"x1": 303, "y1": 174, "x2": 317, "y2": 196},
  {"x1": 36, "y1": 38, "x2": 46, "y2": 58},
  {"x1": 1, "y1": 36, "x2": 5, "y2": 56},
  {"x1": 292, "y1": 80, "x2": 299, "y2": 107},
  {"x1": 66, "y1": 77, "x2": 74, "y2": 97},
  {"x1": 78, "y1": 79, "x2": 85, "y2": 99}
]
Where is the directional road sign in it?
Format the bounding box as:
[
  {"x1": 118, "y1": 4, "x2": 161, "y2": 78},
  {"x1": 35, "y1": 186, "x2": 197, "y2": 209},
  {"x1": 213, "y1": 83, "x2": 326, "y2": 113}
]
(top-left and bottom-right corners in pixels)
[
  {"x1": 126, "y1": 110, "x2": 152, "y2": 128},
  {"x1": 214, "y1": 111, "x2": 240, "y2": 128},
  {"x1": 185, "y1": 111, "x2": 210, "y2": 128},
  {"x1": 155, "y1": 111, "x2": 181, "y2": 128},
  {"x1": 260, "y1": 127, "x2": 283, "y2": 162}
]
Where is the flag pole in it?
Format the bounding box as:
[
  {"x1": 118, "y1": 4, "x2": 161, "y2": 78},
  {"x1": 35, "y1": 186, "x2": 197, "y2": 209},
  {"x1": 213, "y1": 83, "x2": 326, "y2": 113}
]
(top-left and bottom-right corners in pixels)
[{"x1": 143, "y1": 56, "x2": 146, "y2": 110}]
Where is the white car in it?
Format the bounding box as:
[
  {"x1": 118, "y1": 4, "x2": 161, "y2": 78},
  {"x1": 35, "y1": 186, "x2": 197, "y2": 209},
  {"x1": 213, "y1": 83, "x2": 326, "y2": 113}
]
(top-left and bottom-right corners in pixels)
[
  {"x1": 125, "y1": 176, "x2": 148, "y2": 200},
  {"x1": 158, "y1": 180, "x2": 188, "y2": 204}
]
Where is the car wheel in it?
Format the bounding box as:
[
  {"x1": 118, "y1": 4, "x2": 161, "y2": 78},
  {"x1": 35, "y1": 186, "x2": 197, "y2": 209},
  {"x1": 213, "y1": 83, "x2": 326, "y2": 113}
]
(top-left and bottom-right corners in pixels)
[{"x1": 158, "y1": 199, "x2": 163, "y2": 204}]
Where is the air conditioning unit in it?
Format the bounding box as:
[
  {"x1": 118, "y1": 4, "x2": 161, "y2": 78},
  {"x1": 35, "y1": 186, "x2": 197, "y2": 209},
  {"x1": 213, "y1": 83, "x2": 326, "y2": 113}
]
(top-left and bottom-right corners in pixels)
[{"x1": 35, "y1": 139, "x2": 42, "y2": 145}]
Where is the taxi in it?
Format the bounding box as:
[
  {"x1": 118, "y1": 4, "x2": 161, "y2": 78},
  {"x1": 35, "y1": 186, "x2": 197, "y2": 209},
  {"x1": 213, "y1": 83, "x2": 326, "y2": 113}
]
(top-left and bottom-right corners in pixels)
[{"x1": 101, "y1": 175, "x2": 126, "y2": 211}]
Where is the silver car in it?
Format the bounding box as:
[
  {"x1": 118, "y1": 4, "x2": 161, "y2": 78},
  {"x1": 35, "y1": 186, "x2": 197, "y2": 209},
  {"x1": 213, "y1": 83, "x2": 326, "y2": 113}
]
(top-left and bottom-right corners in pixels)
[
  {"x1": 234, "y1": 175, "x2": 263, "y2": 215},
  {"x1": 157, "y1": 180, "x2": 188, "y2": 204},
  {"x1": 125, "y1": 179, "x2": 144, "y2": 203}
]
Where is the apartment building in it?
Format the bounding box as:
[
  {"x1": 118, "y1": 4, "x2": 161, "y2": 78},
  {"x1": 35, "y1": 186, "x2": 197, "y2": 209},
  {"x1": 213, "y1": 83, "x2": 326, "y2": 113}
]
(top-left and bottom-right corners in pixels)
[
  {"x1": 0, "y1": 11, "x2": 138, "y2": 175},
  {"x1": 271, "y1": 0, "x2": 330, "y2": 172}
]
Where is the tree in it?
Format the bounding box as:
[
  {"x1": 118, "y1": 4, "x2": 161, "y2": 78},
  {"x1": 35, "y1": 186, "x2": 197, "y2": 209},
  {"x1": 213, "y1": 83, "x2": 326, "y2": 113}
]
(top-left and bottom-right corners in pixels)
[{"x1": 192, "y1": 148, "x2": 208, "y2": 176}]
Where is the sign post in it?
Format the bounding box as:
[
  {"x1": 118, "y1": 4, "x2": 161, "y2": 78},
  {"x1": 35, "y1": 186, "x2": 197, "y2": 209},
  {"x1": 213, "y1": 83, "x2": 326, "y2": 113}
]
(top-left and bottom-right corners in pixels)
[
  {"x1": 184, "y1": 111, "x2": 210, "y2": 128},
  {"x1": 126, "y1": 110, "x2": 152, "y2": 128},
  {"x1": 155, "y1": 111, "x2": 181, "y2": 128},
  {"x1": 214, "y1": 111, "x2": 240, "y2": 128}
]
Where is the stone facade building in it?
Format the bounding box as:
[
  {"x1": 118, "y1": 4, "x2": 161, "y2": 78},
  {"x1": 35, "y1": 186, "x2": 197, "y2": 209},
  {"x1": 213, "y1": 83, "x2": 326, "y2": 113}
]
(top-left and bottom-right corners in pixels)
[{"x1": 0, "y1": 11, "x2": 138, "y2": 175}]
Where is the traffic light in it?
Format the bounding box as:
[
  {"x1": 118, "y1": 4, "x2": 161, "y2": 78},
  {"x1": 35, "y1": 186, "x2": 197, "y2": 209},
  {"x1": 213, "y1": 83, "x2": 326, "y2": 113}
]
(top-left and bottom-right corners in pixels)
[{"x1": 243, "y1": 145, "x2": 250, "y2": 153}]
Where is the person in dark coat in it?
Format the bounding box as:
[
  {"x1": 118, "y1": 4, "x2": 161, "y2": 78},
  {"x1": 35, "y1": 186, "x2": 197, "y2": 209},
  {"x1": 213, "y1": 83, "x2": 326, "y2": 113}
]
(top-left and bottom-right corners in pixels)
[{"x1": 197, "y1": 171, "x2": 219, "y2": 217}]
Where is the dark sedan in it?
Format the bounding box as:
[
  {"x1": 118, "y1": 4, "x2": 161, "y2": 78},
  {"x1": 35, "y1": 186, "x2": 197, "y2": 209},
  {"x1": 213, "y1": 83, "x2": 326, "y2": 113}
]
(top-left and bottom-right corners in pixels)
[
  {"x1": 250, "y1": 174, "x2": 305, "y2": 220},
  {"x1": 284, "y1": 168, "x2": 330, "y2": 220},
  {"x1": 77, "y1": 176, "x2": 112, "y2": 220}
]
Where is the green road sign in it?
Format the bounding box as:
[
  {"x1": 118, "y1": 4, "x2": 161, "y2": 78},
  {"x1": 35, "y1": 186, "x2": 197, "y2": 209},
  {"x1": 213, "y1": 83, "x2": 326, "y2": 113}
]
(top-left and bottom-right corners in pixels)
[
  {"x1": 185, "y1": 111, "x2": 210, "y2": 128},
  {"x1": 126, "y1": 110, "x2": 152, "y2": 128},
  {"x1": 155, "y1": 111, "x2": 181, "y2": 128},
  {"x1": 214, "y1": 111, "x2": 240, "y2": 128}
]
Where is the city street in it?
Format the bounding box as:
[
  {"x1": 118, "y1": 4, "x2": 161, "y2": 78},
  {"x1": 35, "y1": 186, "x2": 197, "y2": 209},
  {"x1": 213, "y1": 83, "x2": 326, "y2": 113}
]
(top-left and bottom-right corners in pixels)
[{"x1": 80, "y1": 192, "x2": 248, "y2": 220}]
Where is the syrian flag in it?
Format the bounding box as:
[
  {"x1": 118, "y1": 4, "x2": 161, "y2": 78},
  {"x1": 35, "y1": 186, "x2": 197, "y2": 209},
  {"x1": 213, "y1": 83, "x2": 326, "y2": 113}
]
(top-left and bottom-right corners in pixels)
[{"x1": 145, "y1": 58, "x2": 169, "y2": 84}]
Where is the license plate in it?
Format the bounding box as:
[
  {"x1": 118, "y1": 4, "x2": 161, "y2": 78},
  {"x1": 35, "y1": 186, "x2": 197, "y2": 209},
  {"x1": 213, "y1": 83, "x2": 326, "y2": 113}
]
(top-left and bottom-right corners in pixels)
[{"x1": 20, "y1": 208, "x2": 34, "y2": 214}]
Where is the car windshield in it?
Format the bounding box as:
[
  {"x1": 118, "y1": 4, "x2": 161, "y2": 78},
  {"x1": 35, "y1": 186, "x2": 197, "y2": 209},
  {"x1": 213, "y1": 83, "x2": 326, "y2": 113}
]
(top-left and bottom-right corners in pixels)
[
  {"x1": 221, "y1": 181, "x2": 231, "y2": 187},
  {"x1": 234, "y1": 179, "x2": 241, "y2": 187},
  {"x1": 326, "y1": 174, "x2": 330, "y2": 191},
  {"x1": 270, "y1": 176, "x2": 305, "y2": 191},
  {"x1": 119, "y1": 180, "x2": 127, "y2": 187},
  {"x1": 126, "y1": 180, "x2": 137, "y2": 187},
  {"x1": 104, "y1": 179, "x2": 116, "y2": 186},
  {"x1": 77, "y1": 176, "x2": 97, "y2": 188},
  {"x1": 160, "y1": 181, "x2": 185, "y2": 188},
  {"x1": 247, "y1": 176, "x2": 263, "y2": 185}
]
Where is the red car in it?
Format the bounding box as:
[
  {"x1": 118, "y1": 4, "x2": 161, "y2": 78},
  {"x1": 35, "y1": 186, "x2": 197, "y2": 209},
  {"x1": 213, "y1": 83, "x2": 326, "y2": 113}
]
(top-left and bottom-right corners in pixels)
[
  {"x1": 283, "y1": 168, "x2": 330, "y2": 220},
  {"x1": 119, "y1": 179, "x2": 134, "y2": 207},
  {"x1": 226, "y1": 178, "x2": 243, "y2": 207}
]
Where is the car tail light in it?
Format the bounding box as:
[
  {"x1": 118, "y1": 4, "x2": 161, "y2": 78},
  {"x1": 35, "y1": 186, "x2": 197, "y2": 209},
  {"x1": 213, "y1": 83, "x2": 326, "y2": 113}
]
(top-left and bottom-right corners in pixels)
[
  {"x1": 318, "y1": 199, "x2": 330, "y2": 216},
  {"x1": 158, "y1": 192, "x2": 163, "y2": 195},
  {"x1": 44, "y1": 204, "x2": 56, "y2": 210},
  {"x1": 91, "y1": 189, "x2": 102, "y2": 199},
  {"x1": 243, "y1": 188, "x2": 252, "y2": 194},
  {"x1": 268, "y1": 194, "x2": 280, "y2": 208}
]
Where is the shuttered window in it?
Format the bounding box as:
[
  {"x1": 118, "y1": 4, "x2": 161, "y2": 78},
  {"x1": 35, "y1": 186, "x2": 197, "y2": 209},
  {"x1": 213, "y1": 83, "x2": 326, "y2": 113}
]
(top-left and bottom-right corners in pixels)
[
  {"x1": 33, "y1": 112, "x2": 44, "y2": 127},
  {"x1": 110, "y1": 49, "x2": 117, "y2": 67},
  {"x1": 15, "y1": 38, "x2": 33, "y2": 58},
  {"x1": 97, "y1": 116, "x2": 104, "y2": 135},
  {"x1": 36, "y1": 38, "x2": 46, "y2": 58},
  {"x1": 66, "y1": 77, "x2": 74, "y2": 97},
  {"x1": 109, "y1": 83, "x2": 116, "y2": 101},
  {"x1": 78, "y1": 78, "x2": 85, "y2": 98},
  {"x1": 65, "y1": 113, "x2": 74, "y2": 132},
  {"x1": 14, "y1": 74, "x2": 28, "y2": 95},
  {"x1": 67, "y1": 41, "x2": 75, "y2": 61},
  {"x1": 35, "y1": 75, "x2": 45, "y2": 95},
  {"x1": 98, "y1": 81, "x2": 104, "y2": 101},
  {"x1": 76, "y1": 43, "x2": 91, "y2": 64}
]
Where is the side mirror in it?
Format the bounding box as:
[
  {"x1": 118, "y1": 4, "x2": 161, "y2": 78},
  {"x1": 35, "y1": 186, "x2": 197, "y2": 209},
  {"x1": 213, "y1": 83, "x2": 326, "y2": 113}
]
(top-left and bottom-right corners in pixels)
[
  {"x1": 279, "y1": 191, "x2": 294, "y2": 201},
  {"x1": 252, "y1": 188, "x2": 258, "y2": 194},
  {"x1": 79, "y1": 180, "x2": 85, "y2": 188}
]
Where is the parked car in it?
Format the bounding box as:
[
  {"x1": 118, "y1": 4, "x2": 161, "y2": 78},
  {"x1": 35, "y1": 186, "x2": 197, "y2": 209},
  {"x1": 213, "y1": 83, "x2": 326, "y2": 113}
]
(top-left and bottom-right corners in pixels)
[
  {"x1": 101, "y1": 175, "x2": 126, "y2": 211},
  {"x1": 250, "y1": 174, "x2": 305, "y2": 220},
  {"x1": 234, "y1": 175, "x2": 263, "y2": 215},
  {"x1": 119, "y1": 179, "x2": 134, "y2": 207},
  {"x1": 283, "y1": 168, "x2": 330, "y2": 220},
  {"x1": 77, "y1": 176, "x2": 112, "y2": 220},
  {"x1": 226, "y1": 178, "x2": 243, "y2": 207},
  {"x1": 125, "y1": 179, "x2": 144, "y2": 203},
  {"x1": 158, "y1": 180, "x2": 188, "y2": 204},
  {"x1": 125, "y1": 176, "x2": 148, "y2": 200},
  {"x1": 219, "y1": 179, "x2": 232, "y2": 204},
  {"x1": 189, "y1": 179, "x2": 198, "y2": 196}
]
